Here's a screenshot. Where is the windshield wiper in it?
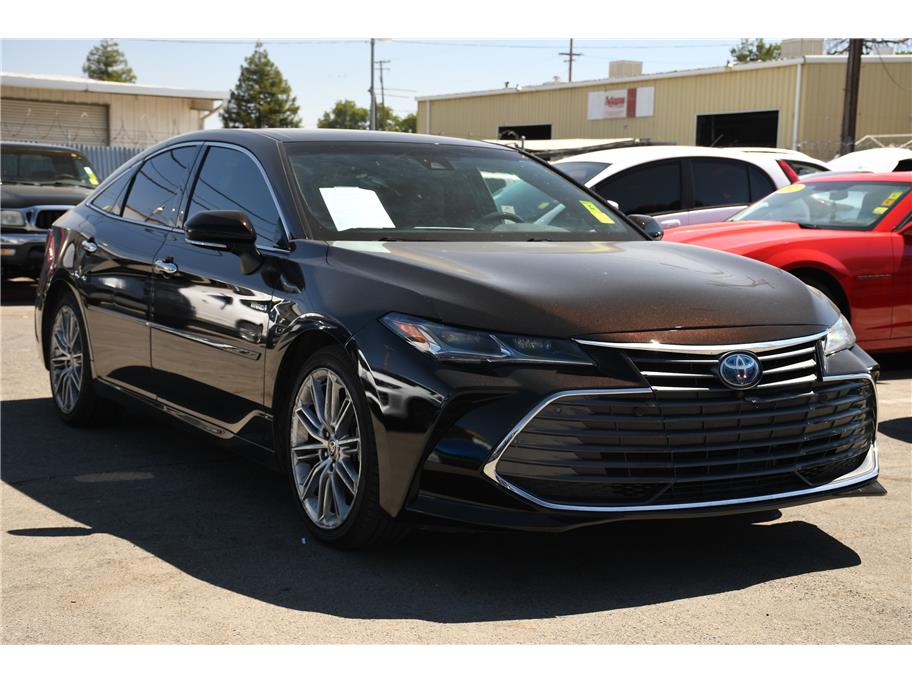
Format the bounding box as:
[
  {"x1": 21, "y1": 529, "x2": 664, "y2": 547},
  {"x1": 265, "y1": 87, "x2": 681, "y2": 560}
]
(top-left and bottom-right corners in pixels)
[
  {"x1": 37, "y1": 181, "x2": 95, "y2": 189},
  {"x1": 797, "y1": 223, "x2": 820, "y2": 229}
]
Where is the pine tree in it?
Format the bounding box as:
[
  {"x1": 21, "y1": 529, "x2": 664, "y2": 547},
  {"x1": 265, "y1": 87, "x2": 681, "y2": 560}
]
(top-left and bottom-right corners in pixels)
[
  {"x1": 221, "y1": 42, "x2": 301, "y2": 129},
  {"x1": 83, "y1": 39, "x2": 137, "y2": 83}
]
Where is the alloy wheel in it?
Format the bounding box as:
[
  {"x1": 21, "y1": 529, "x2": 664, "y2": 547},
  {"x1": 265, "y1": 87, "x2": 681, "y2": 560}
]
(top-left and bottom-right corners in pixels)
[
  {"x1": 50, "y1": 306, "x2": 84, "y2": 414},
  {"x1": 290, "y1": 367, "x2": 362, "y2": 530}
]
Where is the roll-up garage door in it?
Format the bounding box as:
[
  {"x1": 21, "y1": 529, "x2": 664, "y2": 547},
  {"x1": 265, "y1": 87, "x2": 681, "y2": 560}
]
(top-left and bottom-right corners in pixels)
[{"x1": 0, "y1": 99, "x2": 109, "y2": 145}]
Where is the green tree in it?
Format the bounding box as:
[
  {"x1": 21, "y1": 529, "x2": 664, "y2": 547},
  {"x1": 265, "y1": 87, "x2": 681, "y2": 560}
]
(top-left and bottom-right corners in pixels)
[
  {"x1": 82, "y1": 39, "x2": 137, "y2": 83},
  {"x1": 317, "y1": 99, "x2": 369, "y2": 129},
  {"x1": 395, "y1": 113, "x2": 417, "y2": 133},
  {"x1": 730, "y1": 39, "x2": 782, "y2": 63},
  {"x1": 317, "y1": 99, "x2": 416, "y2": 132},
  {"x1": 221, "y1": 42, "x2": 301, "y2": 129}
]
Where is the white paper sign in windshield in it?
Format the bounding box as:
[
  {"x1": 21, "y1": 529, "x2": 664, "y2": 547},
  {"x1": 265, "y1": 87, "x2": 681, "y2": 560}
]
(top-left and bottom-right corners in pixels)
[{"x1": 319, "y1": 187, "x2": 395, "y2": 231}]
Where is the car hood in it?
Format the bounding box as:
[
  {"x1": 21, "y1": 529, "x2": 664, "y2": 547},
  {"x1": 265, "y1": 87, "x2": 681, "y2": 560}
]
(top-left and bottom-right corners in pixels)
[
  {"x1": 1, "y1": 184, "x2": 92, "y2": 208},
  {"x1": 326, "y1": 239, "x2": 837, "y2": 339},
  {"x1": 664, "y1": 220, "x2": 852, "y2": 253}
]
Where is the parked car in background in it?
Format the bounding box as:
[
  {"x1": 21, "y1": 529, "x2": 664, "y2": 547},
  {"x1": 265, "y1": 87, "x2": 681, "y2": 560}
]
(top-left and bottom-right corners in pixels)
[
  {"x1": 731, "y1": 147, "x2": 831, "y2": 178},
  {"x1": 35, "y1": 129, "x2": 882, "y2": 548},
  {"x1": 828, "y1": 147, "x2": 912, "y2": 173},
  {"x1": 553, "y1": 145, "x2": 821, "y2": 229},
  {"x1": 1, "y1": 142, "x2": 100, "y2": 279},
  {"x1": 665, "y1": 172, "x2": 912, "y2": 354}
]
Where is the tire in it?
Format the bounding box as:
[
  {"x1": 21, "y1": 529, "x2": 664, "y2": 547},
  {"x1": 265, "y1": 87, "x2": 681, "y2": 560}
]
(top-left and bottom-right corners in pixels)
[
  {"x1": 795, "y1": 275, "x2": 847, "y2": 319},
  {"x1": 280, "y1": 346, "x2": 407, "y2": 549},
  {"x1": 47, "y1": 293, "x2": 110, "y2": 426}
]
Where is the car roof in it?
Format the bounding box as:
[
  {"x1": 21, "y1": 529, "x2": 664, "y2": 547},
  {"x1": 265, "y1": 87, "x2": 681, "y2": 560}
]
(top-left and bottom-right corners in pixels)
[
  {"x1": 556, "y1": 145, "x2": 771, "y2": 165},
  {"x1": 828, "y1": 147, "x2": 912, "y2": 172},
  {"x1": 163, "y1": 128, "x2": 499, "y2": 149},
  {"x1": 1, "y1": 140, "x2": 86, "y2": 155}
]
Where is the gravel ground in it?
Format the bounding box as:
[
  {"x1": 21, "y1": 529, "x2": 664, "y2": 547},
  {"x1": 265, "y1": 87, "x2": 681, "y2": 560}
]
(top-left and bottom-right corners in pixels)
[{"x1": 1, "y1": 280, "x2": 909, "y2": 644}]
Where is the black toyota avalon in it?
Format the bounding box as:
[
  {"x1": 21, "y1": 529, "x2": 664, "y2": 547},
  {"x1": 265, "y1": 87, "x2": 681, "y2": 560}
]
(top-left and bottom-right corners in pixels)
[{"x1": 34, "y1": 129, "x2": 882, "y2": 548}]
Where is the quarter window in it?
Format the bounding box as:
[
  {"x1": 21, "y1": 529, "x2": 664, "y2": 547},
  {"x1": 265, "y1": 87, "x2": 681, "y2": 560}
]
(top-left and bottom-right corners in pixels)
[
  {"x1": 90, "y1": 169, "x2": 134, "y2": 216},
  {"x1": 187, "y1": 147, "x2": 283, "y2": 248},
  {"x1": 594, "y1": 161, "x2": 683, "y2": 215},
  {"x1": 691, "y1": 158, "x2": 751, "y2": 208},
  {"x1": 122, "y1": 146, "x2": 198, "y2": 226}
]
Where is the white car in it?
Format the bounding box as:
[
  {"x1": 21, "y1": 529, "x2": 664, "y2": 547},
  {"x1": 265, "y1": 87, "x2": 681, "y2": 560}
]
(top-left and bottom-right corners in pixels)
[
  {"x1": 828, "y1": 147, "x2": 912, "y2": 173},
  {"x1": 554, "y1": 145, "x2": 829, "y2": 229}
]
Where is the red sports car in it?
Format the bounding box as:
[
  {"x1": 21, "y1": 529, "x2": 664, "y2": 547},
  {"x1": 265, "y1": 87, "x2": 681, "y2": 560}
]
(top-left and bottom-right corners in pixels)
[{"x1": 664, "y1": 172, "x2": 912, "y2": 354}]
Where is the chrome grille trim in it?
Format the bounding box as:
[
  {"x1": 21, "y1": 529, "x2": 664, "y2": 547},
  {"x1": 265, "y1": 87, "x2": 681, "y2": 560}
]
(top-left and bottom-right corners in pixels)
[
  {"x1": 575, "y1": 330, "x2": 828, "y2": 354},
  {"x1": 482, "y1": 373, "x2": 878, "y2": 513}
]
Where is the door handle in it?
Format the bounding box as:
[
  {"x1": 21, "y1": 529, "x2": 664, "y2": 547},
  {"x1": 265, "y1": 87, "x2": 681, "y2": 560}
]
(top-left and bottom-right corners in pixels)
[
  {"x1": 80, "y1": 239, "x2": 98, "y2": 254},
  {"x1": 659, "y1": 219, "x2": 682, "y2": 227},
  {"x1": 153, "y1": 259, "x2": 179, "y2": 276}
]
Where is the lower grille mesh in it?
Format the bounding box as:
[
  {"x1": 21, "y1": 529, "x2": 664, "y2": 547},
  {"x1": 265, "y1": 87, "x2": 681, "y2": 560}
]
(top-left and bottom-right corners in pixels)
[{"x1": 495, "y1": 378, "x2": 874, "y2": 507}]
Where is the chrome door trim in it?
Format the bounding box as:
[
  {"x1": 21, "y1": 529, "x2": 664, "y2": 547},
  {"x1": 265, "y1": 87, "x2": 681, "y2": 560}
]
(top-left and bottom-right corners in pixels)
[
  {"x1": 147, "y1": 322, "x2": 262, "y2": 360},
  {"x1": 576, "y1": 330, "x2": 829, "y2": 355},
  {"x1": 482, "y1": 373, "x2": 878, "y2": 513}
]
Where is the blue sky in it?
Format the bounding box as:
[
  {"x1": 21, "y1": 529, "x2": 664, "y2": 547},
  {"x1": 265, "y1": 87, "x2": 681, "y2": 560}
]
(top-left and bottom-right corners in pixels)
[{"x1": 1, "y1": 39, "x2": 746, "y2": 127}]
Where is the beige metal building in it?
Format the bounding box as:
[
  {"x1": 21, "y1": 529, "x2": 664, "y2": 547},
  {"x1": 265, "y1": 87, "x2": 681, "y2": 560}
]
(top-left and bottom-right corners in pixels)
[
  {"x1": 417, "y1": 54, "x2": 912, "y2": 161},
  {"x1": 0, "y1": 72, "x2": 226, "y2": 148}
]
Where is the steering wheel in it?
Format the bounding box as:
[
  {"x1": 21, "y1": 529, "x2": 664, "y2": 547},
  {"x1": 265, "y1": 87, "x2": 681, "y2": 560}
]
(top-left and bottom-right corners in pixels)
[{"x1": 474, "y1": 211, "x2": 524, "y2": 229}]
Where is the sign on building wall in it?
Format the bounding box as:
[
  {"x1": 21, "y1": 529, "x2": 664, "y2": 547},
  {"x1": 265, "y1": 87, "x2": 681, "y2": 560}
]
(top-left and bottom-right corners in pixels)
[{"x1": 587, "y1": 87, "x2": 655, "y2": 120}]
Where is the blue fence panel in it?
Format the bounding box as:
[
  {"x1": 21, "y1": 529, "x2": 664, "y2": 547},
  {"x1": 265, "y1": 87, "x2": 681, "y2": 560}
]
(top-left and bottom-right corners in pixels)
[{"x1": 70, "y1": 145, "x2": 145, "y2": 180}]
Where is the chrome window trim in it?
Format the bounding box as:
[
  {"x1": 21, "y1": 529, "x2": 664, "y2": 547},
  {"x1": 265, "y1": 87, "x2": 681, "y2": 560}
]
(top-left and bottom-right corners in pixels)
[
  {"x1": 195, "y1": 141, "x2": 293, "y2": 251},
  {"x1": 575, "y1": 330, "x2": 829, "y2": 355},
  {"x1": 482, "y1": 373, "x2": 877, "y2": 513}
]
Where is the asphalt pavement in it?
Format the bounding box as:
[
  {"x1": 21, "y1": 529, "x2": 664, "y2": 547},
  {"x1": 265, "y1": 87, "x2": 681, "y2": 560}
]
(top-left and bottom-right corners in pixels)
[{"x1": 1, "y1": 279, "x2": 909, "y2": 643}]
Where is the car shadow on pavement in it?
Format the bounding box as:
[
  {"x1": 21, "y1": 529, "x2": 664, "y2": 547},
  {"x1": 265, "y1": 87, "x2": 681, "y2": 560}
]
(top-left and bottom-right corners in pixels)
[{"x1": 2, "y1": 396, "x2": 862, "y2": 624}]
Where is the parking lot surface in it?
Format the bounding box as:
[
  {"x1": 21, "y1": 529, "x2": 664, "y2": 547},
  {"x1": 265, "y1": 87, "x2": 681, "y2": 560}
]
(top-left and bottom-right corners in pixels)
[{"x1": 1, "y1": 280, "x2": 910, "y2": 644}]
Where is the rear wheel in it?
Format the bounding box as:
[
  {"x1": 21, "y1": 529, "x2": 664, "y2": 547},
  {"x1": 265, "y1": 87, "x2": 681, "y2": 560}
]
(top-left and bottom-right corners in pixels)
[
  {"x1": 282, "y1": 347, "x2": 407, "y2": 548},
  {"x1": 48, "y1": 294, "x2": 107, "y2": 426}
]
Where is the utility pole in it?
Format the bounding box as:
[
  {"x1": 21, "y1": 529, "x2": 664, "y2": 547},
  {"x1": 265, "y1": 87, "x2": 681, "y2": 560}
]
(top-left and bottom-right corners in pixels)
[
  {"x1": 559, "y1": 38, "x2": 582, "y2": 83},
  {"x1": 839, "y1": 38, "x2": 864, "y2": 156},
  {"x1": 376, "y1": 59, "x2": 391, "y2": 129},
  {"x1": 369, "y1": 38, "x2": 377, "y2": 130}
]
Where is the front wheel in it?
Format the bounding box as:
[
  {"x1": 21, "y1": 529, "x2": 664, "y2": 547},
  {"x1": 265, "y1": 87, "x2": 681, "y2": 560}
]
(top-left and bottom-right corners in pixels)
[{"x1": 281, "y1": 347, "x2": 407, "y2": 548}]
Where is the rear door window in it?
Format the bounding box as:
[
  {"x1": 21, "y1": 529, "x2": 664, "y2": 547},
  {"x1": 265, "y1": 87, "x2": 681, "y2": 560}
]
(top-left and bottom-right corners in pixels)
[
  {"x1": 691, "y1": 158, "x2": 752, "y2": 209},
  {"x1": 748, "y1": 164, "x2": 777, "y2": 201},
  {"x1": 122, "y1": 146, "x2": 199, "y2": 227},
  {"x1": 593, "y1": 160, "x2": 683, "y2": 215}
]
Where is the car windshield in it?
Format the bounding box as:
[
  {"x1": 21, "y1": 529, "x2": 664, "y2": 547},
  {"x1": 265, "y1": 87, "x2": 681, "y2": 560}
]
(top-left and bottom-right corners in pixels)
[
  {"x1": 553, "y1": 160, "x2": 611, "y2": 184},
  {"x1": 285, "y1": 142, "x2": 640, "y2": 241},
  {"x1": 731, "y1": 180, "x2": 911, "y2": 231},
  {"x1": 0, "y1": 148, "x2": 99, "y2": 189}
]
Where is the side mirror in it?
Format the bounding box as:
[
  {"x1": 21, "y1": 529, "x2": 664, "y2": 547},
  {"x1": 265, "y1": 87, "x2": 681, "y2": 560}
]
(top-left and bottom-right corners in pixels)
[
  {"x1": 185, "y1": 210, "x2": 256, "y2": 248},
  {"x1": 185, "y1": 210, "x2": 262, "y2": 274},
  {"x1": 628, "y1": 213, "x2": 665, "y2": 241}
]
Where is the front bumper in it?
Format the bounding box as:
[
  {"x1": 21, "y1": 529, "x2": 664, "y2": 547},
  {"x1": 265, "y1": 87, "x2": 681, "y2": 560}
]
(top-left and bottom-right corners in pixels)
[
  {"x1": 1, "y1": 231, "x2": 48, "y2": 275},
  {"x1": 351, "y1": 322, "x2": 881, "y2": 530}
]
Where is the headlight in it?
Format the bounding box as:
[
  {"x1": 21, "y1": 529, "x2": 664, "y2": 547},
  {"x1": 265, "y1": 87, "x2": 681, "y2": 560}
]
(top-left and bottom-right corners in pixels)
[
  {"x1": 381, "y1": 313, "x2": 594, "y2": 365},
  {"x1": 1, "y1": 210, "x2": 26, "y2": 227},
  {"x1": 823, "y1": 314, "x2": 856, "y2": 356}
]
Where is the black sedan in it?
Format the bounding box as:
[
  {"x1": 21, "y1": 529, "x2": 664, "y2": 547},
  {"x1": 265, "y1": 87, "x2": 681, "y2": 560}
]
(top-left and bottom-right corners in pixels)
[{"x1": 34, "y1": 129, "x2": 881, "y2": 548}]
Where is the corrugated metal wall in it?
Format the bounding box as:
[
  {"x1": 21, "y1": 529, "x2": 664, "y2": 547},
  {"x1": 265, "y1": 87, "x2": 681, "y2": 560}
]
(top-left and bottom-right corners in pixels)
[
  {"x1": 419, "y1": 63, "x2": 800, "y2": 147},
  {"x1": 0, "y1": 98, "x2": 109, "y2": 145},
  {"x1": 799, "y1": 60, "x2": 912, "y2": 160},
  {"x1": 418, "y1": 58, "x2": 912, "y2": 160},
  {"x1": 70, "y1": 144, "x2": 144, "y2": 179},
  {"x1": 0, "y1": 86, "x2": 208, "y2": 147}
]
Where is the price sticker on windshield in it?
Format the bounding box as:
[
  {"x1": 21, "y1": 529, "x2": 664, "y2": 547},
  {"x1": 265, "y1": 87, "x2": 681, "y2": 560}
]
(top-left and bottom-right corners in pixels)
[
  {"x1": 84, "y1": 167, "x2": 99, "y2": 186},
  {"x1": 579, "y1": 200, "x2": 615, "y2": 224},
  {"x1": 776, "y1": 183, "x2": 806, "y2": 194},
  {"x1": 872, "y1": 206, "x2": 889, "y2": 215},
  {"x1": 881, "y1": 191, "x2": 903, "y2": 207}
]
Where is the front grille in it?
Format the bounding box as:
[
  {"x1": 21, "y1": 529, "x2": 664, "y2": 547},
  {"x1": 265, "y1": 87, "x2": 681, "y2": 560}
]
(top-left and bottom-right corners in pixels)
[
  {"x1": 34, "y1": 210, "x2": 67, "y2": 229},
  {"x1": 493, "y1": 378, "x2": 874, "y2": 508},
  {"x1": 626, "y1": 338, "x2": 821, "y2": 392}
]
